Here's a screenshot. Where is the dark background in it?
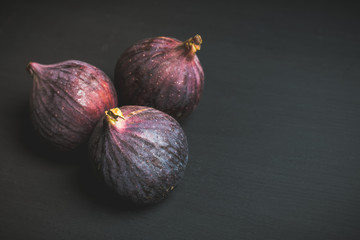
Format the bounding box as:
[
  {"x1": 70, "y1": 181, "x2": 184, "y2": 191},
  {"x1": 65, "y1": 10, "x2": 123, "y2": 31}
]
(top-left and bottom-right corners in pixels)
[{"x1": 1, "y1": 1, "x2": 360, "y2": 239}]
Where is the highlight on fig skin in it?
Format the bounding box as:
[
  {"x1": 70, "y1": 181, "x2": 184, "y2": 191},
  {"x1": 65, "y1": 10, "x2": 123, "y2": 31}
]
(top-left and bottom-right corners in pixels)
[
  {"x1": 89, "y1": 106, "x2": 189, "y2": 204},
  {"x1": 27, "y1": 60, "x2": 118, "y2": 151},
  {"x1": 114, "y1": 34, "x2": 204, "y2": 121}
]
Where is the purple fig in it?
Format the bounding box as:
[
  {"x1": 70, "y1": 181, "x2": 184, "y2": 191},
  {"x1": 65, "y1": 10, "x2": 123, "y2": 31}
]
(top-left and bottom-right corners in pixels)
[
  {"x1": 114, "y1": 35, "x2": 204, "y2": 121},
  {"x1": 89, "y1": 106, "x2": 189, "y2": 204},
  {"x1": 27, "y1": 60, "x2": 118, "y2": 151}
]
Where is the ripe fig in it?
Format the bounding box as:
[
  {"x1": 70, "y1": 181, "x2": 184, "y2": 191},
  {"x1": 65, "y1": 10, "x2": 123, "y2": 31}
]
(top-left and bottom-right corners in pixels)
[
  {"x1": 114, "y1": 35, "x2": 204, "y2": 121},
  {"x1": 89, "y1": 106, "x2": 189, "y2": 204},
  {"x1": 27, "y1": 60, "x2": 118, "y2": 151}
]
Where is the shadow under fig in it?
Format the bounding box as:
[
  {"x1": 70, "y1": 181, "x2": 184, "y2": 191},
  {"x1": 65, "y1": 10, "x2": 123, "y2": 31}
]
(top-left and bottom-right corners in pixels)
[
  {"x1": 75, "y1": 156, "x2": 161, "y2": 213},
  {"x1": 13, "y1": 100, "x2": 88, "y2": 164},
  {"x1": 13, "y1": 100, "x2": 159, "y2": 212}
]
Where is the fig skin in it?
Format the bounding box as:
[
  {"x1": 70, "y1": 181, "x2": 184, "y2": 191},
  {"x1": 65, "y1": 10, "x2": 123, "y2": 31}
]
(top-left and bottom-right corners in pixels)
[
  {"x1": 114, "y1": 35, "x2": 204, "y2": 121},
  {"x1": 88, "y1": 106, "x2": 189, "y2": 204},
  {"x1": 27, "y1": 60, "x2": 118, "y2": 151}
]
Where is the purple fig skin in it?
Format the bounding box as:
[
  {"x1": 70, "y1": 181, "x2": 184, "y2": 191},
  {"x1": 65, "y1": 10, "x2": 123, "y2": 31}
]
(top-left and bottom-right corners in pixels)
[
  {"x1": 88, "y1": 106, "x2": 189, "y2": 204},
  {"x1": 27, "y1": 60, "x2": 118, "y2": 151},
  {"x1": 114, "y1": 35, "x2": 204, "y2": 121}
]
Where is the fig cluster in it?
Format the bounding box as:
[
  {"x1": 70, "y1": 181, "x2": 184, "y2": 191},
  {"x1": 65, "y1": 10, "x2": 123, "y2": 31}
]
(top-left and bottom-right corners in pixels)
[{"x1": 27, "y1": 34, "x2": 204, "y2": 204}]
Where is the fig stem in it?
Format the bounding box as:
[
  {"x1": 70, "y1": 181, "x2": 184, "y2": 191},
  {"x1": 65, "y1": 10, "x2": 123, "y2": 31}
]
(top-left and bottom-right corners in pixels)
[
  {"x1": 26, "y1": 62, "x2": 35, "y2": 76},
  {"x1": 182, "y1": 34, "x2": 202, "y2": 54},
  {"x1": 106, "y1": 108, "x2": 125, "y2": 124}
]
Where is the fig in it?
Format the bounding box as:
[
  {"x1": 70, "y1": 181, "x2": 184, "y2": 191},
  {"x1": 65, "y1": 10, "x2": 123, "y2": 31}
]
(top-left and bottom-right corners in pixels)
[
  {"x1": 27, "y1": 60, "x2": 118, "y2": 151},
  {"x1": 114, "y1": 34, "x2": 204, "y2": 121},
  {"x1": 88, "y1": 106, "x2": 189, "y2": 204}
]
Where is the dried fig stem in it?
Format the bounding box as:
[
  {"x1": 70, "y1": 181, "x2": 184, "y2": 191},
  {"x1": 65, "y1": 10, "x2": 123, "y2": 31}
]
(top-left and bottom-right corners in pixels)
[
  {"x1": 106, "y1": 108, "x2": 125, "y2": 124},
  {"x1": 26, "y1": 62, "x2": 35, "y2": 76},
  {"x1": 182, "y1": 34, "x2": 202, "y2": 54}
]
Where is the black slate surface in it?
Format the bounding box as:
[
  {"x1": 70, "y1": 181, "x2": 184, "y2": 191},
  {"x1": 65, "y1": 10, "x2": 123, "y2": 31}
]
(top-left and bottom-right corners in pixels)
[{"x1": 1, "y1": 1, "x2": 360, "y2": 239}]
